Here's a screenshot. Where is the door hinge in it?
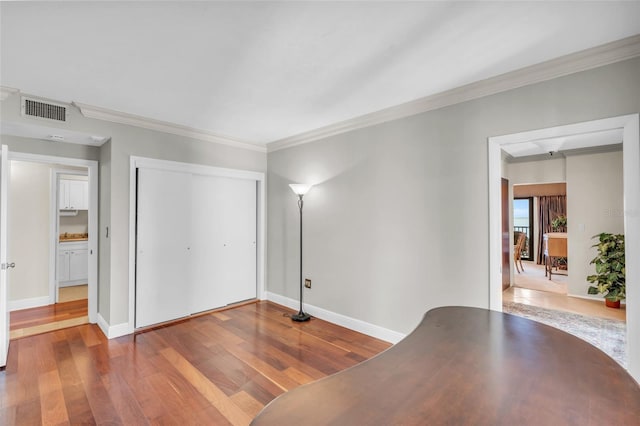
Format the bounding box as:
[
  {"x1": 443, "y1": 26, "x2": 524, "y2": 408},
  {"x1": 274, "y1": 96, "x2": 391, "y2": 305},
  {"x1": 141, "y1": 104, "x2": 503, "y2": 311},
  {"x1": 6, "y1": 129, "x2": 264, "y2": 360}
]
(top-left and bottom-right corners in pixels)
[{"x1": 1, "y1": 262, "x2": 15, "y2": 270}]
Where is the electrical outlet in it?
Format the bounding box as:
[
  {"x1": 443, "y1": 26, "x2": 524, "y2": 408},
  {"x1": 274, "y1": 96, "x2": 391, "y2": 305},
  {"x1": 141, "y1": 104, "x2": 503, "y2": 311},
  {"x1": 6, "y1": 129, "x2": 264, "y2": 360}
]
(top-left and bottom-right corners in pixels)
[{"x1": 305, "y1": 279, "x2": 312, "y2": 289}]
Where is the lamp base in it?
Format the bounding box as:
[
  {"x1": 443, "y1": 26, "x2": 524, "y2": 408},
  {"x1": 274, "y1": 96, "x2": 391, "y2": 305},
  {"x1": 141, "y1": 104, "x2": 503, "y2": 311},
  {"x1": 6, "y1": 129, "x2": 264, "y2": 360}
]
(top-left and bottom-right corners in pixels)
[{"x1": 291, "y1": 311, "x2": 311, "y2": 322}]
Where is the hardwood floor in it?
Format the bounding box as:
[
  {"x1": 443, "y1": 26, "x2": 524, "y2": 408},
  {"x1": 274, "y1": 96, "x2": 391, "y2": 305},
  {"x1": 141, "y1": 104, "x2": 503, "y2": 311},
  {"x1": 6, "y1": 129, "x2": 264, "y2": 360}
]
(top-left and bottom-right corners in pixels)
[
  {"x1": 58, "y1": 284, "x2": 88, "y2": 303},
  {"x1": 9, "y1": 299, "x2": 89, "y2": 340},
  {"x1": 503, "y1": 286, "x2": 626, "y2": 322},
  {"x1": 0, "y1": 301, "x2": 391, "y2": 425}
]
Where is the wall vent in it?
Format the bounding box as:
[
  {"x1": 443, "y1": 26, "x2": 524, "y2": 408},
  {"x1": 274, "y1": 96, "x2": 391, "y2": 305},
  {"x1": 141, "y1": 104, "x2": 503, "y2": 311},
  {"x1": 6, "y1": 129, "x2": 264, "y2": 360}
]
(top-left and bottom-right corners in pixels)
[{"x1": 22, "y1": 97, "x2": 67, "y2": 122}]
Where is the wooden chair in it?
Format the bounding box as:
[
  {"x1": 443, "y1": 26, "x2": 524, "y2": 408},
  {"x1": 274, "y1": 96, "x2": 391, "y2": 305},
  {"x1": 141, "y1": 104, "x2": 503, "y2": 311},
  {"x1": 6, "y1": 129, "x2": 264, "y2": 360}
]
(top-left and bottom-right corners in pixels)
[{"x1": 514, "y1": 232, "x2": 526, "y2": 273}]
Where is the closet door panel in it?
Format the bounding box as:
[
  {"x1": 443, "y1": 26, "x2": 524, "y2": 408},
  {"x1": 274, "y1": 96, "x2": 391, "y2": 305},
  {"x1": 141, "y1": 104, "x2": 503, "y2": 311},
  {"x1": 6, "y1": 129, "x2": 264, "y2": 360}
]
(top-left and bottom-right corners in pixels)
[
  {"x1": 189, "y1": 174, "x2": 228, "y2": 314},
  {"x1": 135, "y1": 168, "x2": 191, "y2": 328},
  {"x1": 221, "y1": 177, "x2": 257, "y2": 304}
]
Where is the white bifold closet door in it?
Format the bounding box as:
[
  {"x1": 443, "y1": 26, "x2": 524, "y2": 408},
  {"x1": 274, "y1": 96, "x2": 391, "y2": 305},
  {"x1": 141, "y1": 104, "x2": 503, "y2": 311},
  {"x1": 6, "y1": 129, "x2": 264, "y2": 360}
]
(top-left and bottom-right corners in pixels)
[
  {"x1": 136, "y1": 168, "x2": 191, "y2": 328},
  {"x1": 190, "y1": 175, "x2": 257, "y2": 314},
  {"x1": 136, "y1": 168, "x2": 257, "y2": 329}
]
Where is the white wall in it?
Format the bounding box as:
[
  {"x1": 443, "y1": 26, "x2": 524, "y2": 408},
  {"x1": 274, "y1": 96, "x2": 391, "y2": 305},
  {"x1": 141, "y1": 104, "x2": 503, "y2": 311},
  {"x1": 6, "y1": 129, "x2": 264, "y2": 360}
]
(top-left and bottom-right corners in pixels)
[
  {"x1": 60, "y1": 211, "x2": 88, "y2": 234},
  {"x1": 566, "y1": 151, "x2": 624, "y2": 298},
  {"x1": 267, "y1": 57, "x2": 640, "y2": 335},
  {"x1": 507, "y1": 156, "x2": 566, "y2": 184},
  {"x1": 8, "y1": 161, "x2": 50, "y2": 302}
]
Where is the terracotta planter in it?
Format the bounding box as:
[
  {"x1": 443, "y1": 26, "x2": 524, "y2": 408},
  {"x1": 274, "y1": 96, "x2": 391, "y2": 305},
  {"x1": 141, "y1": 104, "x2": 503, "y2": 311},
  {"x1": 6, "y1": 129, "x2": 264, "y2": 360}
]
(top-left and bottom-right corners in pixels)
[{"x1": 605, "y1": 299, "x2": 621, "y2": 309}]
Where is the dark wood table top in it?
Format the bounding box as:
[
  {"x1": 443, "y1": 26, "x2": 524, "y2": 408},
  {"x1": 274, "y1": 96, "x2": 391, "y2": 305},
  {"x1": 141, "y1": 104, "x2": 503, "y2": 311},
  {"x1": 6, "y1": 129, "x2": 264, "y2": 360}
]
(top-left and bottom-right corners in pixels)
[{"x1": 251, "y1": 307, "x2": 640, "y2": 425}]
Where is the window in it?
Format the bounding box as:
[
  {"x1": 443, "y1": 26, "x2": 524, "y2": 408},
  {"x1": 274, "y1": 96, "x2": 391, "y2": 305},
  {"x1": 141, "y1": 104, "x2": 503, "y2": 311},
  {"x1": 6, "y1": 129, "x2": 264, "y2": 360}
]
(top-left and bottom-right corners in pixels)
[{"x1": 513, "y1": 197, "x2": 533, "y2": 261}]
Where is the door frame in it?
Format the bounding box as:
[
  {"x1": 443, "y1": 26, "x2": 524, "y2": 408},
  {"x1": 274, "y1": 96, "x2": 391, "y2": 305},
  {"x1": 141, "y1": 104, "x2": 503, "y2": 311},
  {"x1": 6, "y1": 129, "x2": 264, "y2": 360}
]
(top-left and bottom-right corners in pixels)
[
  {"x1": 127, "y1": 156, "x2": 266, "y2": 335},
  {"x1": 9, "y1": 151, "x2": 98, "y2": 324},
  {"x1": 488, "y1": 114, "x2": 640, "y2": 381},
  {"x1": 1, "y1": 145, "x2": 9, "y2": 367}
]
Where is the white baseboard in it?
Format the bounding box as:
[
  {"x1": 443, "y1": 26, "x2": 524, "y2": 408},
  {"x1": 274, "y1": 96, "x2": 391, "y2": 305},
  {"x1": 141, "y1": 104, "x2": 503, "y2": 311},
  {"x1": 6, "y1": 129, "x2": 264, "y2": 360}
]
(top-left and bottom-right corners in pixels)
[
  {"x1": 9, "y1": 296, "x2": 50, "y2": 312},
  {"x1": 97, "y1": 313, "x2": 131, "y2": 339},
  {"x1": 568, "y1": 292, "x2": 627, "y2": 305},
  {"x1": 265, "y1": 292, "x2": 406, "y2": 344}
]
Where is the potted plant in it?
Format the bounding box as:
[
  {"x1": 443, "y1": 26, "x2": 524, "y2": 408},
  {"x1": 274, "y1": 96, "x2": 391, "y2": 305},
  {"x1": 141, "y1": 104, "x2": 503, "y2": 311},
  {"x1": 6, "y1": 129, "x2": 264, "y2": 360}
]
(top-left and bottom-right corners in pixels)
[
  {"x1": 551, "y1": 215, "x2": 567, "y2": 232},
  {"x1": 587, "y1": 233, "x2": 625, "y2": 308},
  {"x1": 551, "y1": 215, "x2": 568, "y2": 268}
]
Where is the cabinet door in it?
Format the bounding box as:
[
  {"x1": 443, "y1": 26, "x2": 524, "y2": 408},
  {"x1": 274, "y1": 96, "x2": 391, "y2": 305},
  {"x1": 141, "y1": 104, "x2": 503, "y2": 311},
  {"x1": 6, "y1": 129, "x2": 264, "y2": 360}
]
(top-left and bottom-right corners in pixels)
[
  {"x1": 68, "y1": 249, "x2": 88, "y2": 282},
  {"x1": 67, "y1": 180, "x2": 87, "y2": 210},
  {"x1": 59, "y1": 180, "x2": 69, "y2": 209},
  {"x1": 136, "y1": 168, "x2": 191, "y2": 328},
  {"x1": 57, "y1": 251, "x2": 69, "y2": 282}
]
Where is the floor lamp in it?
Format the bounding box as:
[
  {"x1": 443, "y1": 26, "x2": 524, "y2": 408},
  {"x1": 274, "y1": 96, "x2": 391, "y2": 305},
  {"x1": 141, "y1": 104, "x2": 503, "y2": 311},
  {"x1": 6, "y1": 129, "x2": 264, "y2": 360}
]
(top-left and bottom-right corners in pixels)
[{"x1": 289, "y1": 183, "x2": 312, "y2": 322}]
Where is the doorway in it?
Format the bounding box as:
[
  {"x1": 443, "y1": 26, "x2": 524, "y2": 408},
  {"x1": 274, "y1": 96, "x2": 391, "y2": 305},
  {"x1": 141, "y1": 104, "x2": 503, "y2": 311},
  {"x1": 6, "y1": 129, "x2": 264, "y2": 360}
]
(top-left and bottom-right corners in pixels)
[
  {"x1": 488, "y1": 114, "x2": 640, "y2": 381},
  {"x1": 6, "y1": 153, "x2": 98, "y2": 340}
]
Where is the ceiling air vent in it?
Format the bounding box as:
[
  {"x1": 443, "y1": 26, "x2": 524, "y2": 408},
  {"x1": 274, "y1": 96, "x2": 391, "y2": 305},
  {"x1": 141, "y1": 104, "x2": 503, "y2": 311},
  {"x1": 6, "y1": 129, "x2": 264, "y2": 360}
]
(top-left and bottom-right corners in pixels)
[{"x1": 22, "y1": 97, "x2": 67, "y2": 122}]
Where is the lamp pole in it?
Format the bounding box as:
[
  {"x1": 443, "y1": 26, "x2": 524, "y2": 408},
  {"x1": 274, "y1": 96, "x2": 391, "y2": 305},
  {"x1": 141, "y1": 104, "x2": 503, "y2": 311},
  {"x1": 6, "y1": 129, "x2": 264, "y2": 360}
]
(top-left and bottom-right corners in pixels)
[{"x1": 289, "y1": 184, "x2": 312, "y2": 322}]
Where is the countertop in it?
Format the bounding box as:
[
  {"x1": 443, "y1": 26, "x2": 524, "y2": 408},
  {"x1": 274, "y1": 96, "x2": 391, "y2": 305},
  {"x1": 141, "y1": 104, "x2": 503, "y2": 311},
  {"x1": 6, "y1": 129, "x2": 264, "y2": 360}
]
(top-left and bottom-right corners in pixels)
[{"x1": 59, "y1": 233, "x2": 88, "y2": 242}]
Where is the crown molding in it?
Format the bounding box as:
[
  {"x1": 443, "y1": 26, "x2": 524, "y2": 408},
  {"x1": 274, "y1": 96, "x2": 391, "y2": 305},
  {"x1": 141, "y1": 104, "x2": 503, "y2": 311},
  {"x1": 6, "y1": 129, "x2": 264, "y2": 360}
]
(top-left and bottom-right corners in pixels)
[
  {"x1": 267, "y1": 34, "x2": 640, "y2": 153},
  {"x1": 74, "y1": 102, "x2": 266, "y2": 153},
  {"x1": 0, "y1": 86, "x2": 20, "y2": 102}
]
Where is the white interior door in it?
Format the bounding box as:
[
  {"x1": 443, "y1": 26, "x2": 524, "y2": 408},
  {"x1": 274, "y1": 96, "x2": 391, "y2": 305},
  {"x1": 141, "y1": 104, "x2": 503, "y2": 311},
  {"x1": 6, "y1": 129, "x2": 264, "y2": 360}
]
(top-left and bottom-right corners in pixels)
[
  {"x1": 221, "y1": 177, "x2": 257, "y2": 304},
  {"x1": 136, "y1": 165, "x2": 258, "y2": 328},
  {"x1": 0, "y1": 145, "x2": 11, "y2": 367},
  {"x1": 135, "y1": 168, "x2": 191, "y2": 328},
  {"x1": 190, "y1": 174, "x2": 229, "y2": 314},
  {"x1": 190, "y1": 175, "x2": 257, "y2": 313}
]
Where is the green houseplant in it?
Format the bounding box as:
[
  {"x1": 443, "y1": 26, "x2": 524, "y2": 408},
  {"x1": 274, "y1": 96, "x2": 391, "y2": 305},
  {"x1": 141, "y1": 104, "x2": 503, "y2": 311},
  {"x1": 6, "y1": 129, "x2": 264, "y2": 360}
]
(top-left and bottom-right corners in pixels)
[
  {"x1": 551, "y1": 215, "x2": 567, "y2": 232},
  {"x1": 551, "y1": 215, "x2": 568, "y2": 268},
  {"x1": 587, "y1": 233, "x2": 625, "y2": 308}
]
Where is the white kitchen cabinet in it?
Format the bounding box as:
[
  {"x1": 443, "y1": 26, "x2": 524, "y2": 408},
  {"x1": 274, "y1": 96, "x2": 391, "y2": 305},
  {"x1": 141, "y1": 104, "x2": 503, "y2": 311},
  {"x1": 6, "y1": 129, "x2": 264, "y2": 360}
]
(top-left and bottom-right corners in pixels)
[
  {"x1": 59, "y1": 179, "x2": 88, "y2": 210},
  {"x1": 58, "y1": 241, "x2": 88, "y2": 287}
]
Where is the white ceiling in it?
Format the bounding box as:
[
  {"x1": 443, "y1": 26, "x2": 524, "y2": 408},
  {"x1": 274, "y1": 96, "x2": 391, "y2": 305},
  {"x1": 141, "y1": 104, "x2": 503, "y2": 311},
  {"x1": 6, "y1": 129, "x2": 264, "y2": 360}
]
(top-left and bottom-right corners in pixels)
[
  {"x1": 2, "y1": 2, "x2": 640, "y2": 146},
  {"x1": 501, "y1": 128, "x2": 624, "y2": 158}
]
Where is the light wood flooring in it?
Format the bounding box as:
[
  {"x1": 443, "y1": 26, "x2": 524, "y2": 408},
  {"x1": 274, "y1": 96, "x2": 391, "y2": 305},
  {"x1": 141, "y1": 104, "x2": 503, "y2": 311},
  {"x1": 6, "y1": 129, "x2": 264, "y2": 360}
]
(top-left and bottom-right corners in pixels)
[
  {"x1": 10, "y1": 285, "x2": 89, "y2": 339},
  {"x1": 58, "y1": 284, "x2": 88, "y2": 303},
  {"x1": 0, "y1": 301, "x2": 390, "y2": 425},
  {"x1": 507, "y1": 260, "x2": 625, "y2": 321}
]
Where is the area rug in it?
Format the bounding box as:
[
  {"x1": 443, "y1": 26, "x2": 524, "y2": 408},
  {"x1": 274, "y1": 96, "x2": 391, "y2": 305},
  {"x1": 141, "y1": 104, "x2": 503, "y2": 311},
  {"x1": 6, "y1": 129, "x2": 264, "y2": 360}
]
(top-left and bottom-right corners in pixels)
[{"x1": 503, "y1": 301, "x2": 626, "y2": 367}]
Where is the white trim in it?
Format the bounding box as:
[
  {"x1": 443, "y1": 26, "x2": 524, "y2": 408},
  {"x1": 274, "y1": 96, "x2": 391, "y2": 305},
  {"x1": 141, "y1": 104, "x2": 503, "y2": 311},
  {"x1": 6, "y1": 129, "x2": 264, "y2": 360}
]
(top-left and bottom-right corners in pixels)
[
  {"x1": 8, "y1": 151, "x2": 99, "y2": 324},
  {"x1": 622, "y1": 114, "x2": 640, "y2": 381},
  {"x1": 74, "y1": 102, "x2": 267, "y2": 153},
  {"x1": 127, "y1": 156, "x2": 267, "y2": 336},
  {"x1": 0, "y1": 86, "x2": 19, "y2": 102},
  {"x1": 49, "y1": 169, "x2": 57, "y2": 305},
  {"x1": 131, "y1": 156, "x2": 265, "y2": 181},
  {"x1": 488, "y1": 114, "x2": 640, "y2": 382},
  {"x1": 8, "y1": 296, "x2": 50, "y2": 312},
  {"x1": 566, "y1": 293, "x2": 627, "y2": 304},
  {"x1": 97, "y1": 313, "x2": 130, "y2": 339},
  {"x1": 267, "y1": 34, "x2": 640, "y2": 153},
  {"x1": 266, "y1": 291, "x2": 406, "y2": 344}
]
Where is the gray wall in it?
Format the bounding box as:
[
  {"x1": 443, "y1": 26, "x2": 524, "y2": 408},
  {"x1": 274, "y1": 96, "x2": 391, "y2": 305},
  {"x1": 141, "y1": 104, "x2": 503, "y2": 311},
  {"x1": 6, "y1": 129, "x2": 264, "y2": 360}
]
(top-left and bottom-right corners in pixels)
[
  {"x1": 99, "y1": 140, "x2": 111, "y2": 322},
  {"x1": 267, "y1": 57, "x2": 640, "y2": 335}
]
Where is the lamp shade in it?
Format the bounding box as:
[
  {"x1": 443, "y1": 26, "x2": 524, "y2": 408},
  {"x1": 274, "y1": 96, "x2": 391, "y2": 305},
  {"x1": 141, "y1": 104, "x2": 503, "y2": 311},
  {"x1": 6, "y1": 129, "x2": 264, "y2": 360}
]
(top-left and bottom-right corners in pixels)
[{"x1": 289, "y1": 184, "x2": 313, "y2": 196}]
